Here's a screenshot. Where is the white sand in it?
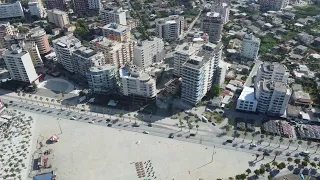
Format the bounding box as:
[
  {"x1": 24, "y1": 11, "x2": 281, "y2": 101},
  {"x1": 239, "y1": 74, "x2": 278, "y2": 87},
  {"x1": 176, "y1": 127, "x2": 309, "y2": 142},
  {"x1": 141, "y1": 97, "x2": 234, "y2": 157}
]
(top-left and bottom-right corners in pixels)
[{"x1": 28, "y1": 112, "x2": 269, "y2": 180}]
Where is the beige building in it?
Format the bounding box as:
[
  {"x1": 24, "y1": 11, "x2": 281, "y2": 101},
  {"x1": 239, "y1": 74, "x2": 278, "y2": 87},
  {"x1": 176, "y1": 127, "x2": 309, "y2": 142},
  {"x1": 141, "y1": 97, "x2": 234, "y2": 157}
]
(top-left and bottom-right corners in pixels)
[
  {"x1": 47, "y1": 9, "x2": 69, "y2": 28},
  {"x1": 23, "y1": 42, "x2": 43, "y2": 68},
  {"x1": 27, "y1": 27, "x2": 51, "y2": 55},
  {"x1": 0, "y1": 22, "x2": 13, "y2": 49},
  {"x1": 89, "y1": 37, "x2": 135, "y2": 68}
]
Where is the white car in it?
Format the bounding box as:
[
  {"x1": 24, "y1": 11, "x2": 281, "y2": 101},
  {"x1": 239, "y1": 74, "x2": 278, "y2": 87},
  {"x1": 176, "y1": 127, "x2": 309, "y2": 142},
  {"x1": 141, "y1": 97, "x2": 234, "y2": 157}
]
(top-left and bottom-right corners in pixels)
[
  {"x1": 250, "y1": 143, "x2": 257, "y2": 147},
  {"x1": 89, "y1": 120, "x2": 95, "y2": 124},
  {"x1": 143, "y1": 131, "x2": 149, "y2": 134},
  {"x1": 70, "y1": 116, "x2": 77, "y2": 120}
]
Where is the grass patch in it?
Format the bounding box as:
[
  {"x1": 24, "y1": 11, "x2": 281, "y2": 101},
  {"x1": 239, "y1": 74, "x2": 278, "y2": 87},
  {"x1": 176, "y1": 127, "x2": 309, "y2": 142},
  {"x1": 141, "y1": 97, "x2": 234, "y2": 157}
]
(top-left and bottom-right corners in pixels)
[
  {"x1": 294, "y1": 5, "x2": 320, "y2": 18},
  {"x1": 259, "y1": 35, "x2": 278, "y2": 54},
  {"x1": 204, "y1": 112, "x2": 224, "y2": 124}
]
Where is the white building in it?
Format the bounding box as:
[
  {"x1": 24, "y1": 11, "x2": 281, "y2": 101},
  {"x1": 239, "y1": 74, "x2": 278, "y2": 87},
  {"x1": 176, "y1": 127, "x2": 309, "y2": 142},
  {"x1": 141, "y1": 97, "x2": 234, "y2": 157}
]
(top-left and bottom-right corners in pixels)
[
  {"x1": 133, "y1": 37, "x2": 164, "y2": 68},
  {"x1": 181, "y1": 43, "x2": 221, "y2": 105},
  {"x1": 23, "y1": 41, "x2": 43, "y2": 67},
  {"x1": 200, "y1": 12, "x2": 224, "y2": 43},
  {"x1": 87, "y1": 65, "x2": 117, "y2": 94},
  {"x1": 47, "y1": 9, "x2": 69, "y2": 28},
  {"x1": 255, "y1": 62, "x2": 289, "y2": 85},
  {"x1": 255, "y1": 81, "x2": 291, "y2": 116},
  {"x1": 72, "y1": 46, "x2": 105, "y2": 77},
  {"x1": 0, "y1": 2, "x2": 24, "y2": 19},
  {"x1": 52, "y1": 35, "x2": 82, "y2": 73},
  {"x1": 88, "y1": 0, "x2": 102, "y2": 10},
  {"x1": 2, "y1": 47, "x2": 38, "y2": 84},
  {"x1": 240, "y1": 34, "x2": 260, "y2": 60},
  {"x1": 28, "y1": 1, "x2": 46, "y2": 19},
  {"x1": 100, "y1": 7, "x2": 126, "y2": 25},
  {"x1": 236, "y1": 86, "x2": 258, "y2": 112},
  {"x1": 0, "y1": 22, "x2": 13, "y2": 49},
  {"x1": 211, "y1": 1, "x2": 230, "y2": 24},
  {"x1": 173, "y1": 42, "x2": 203, "y2": 77},
  {"x1": 89, "y1": 37, "x2": 135, "y2": 68},
  {"x1": 155, "y1": 15, "x2": 184, "y2": 40},
  {"x1": 119, "y1": 64, "x2": 156, "y2": 100}
]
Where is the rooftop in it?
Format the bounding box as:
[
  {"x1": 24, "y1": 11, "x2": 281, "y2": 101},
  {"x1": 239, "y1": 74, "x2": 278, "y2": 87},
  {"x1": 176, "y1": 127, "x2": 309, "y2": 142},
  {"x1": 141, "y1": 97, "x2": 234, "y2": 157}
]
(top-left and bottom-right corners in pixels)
[
  {"x1": 88, "y1": 64, "x2": 115, "y2": 73},
  {"x1": 238, "y1": 86, "x2": 256, "y2": 102},
  {"x1": 119, "y1": 64, "x2": 153, "y2": 82},
  {"x1": 53, "y1": 35, "x2": 81, "y2": 48},
  {"x1": 174, "y1": 42, "x2": 202, "y2": 56},
  {"x1": 102, "y1": 23, "x2": 130, "y2": 33}
]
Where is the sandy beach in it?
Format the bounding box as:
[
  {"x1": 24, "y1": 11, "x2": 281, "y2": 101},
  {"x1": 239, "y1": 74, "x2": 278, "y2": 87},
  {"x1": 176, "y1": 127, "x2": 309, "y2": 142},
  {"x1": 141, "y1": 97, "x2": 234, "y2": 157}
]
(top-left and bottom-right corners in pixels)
[{"x1": 22, "y1": 111, "x2": 272, "y2": 180}]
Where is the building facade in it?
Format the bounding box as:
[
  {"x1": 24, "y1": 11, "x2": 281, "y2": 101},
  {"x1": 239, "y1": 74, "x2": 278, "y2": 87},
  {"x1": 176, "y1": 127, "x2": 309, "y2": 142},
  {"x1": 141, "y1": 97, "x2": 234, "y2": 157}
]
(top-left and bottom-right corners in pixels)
[
  {"x1": 28, "y1": 1, "x2": 46, "y2": 19},
  {"x1": 0, "y1": 22, "x2": 13, "y2": 49},
  {"x1": 52, "y1": 35, "x2": 82, "y2": 72},
  {"x1": 72, "y1": 0, "x2": 89, "y2": 14},
  {"x1": 87, "y1": 65, "x2": 117, "y2": 94},
  {"x1": 47, "y1": 9, "x2": 69, "y2": 28},
  {"x1": 133, "y1": 37, "x2": 164, "y2": 68},
  {"x1": 23, "y1": 42, "x2": 44, "y2": 67},
  {"x1": 72, "y1": 46, "x2": 105, "y2": 77},
  {"x1": 28, "y1": 27, "x2": 51, "y2": 55},
  {"x1": 0, "y1": 2, "x2": 24, "y2": 19},
  {"x1": 259, "y1": 0, "x2": 289, "y2": 11},
  {"x1": 236, "y1": 86, "x2": 258, "y2": 112},
  {"x1": 240, "y1": 34, "x2": 260, "y2": 60},
  {"x1": 2, "y1": 47, "x2": 38, "y2": 84},
  {"x1": 88, "y1": 0, "x2": 102, "y2": 10},
  {"x1": 211, "y1": 1, "x2": 230, "y2": 24},
  {"x1": 44, "y1": 0, "x2": 66, "y2": 10},
  {"x1": 100, "y1": 7, "x2": 127, "y2": 25},
  {"x1": 155, "y1": 15, "x2": 184, "y2": 40},
  {"x1": 200, "y1": 12, "x2": 223, "y2": 43},
  {"x1": 119, "y1": 64, "x2": 156, "y2": 100},
  {"x1": 102, "y1": 23, "x2": 131, "y2": 42},
  {"x1": 255, "y1": 62, "x2": 289, "y2": 85},
  {"x1": 89, "y1": 37, "x2": 135, "y2": 68}
]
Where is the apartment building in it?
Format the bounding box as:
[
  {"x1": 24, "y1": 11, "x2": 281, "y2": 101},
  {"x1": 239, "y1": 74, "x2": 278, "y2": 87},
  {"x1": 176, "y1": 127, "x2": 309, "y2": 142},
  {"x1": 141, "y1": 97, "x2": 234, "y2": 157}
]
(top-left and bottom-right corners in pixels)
[
  {"x1": 87, "y1": 65, "x2": 117, "y2": 94},
  {"x1": 255, "y1": 80, "x2": 291, "y2": 116},
  {"x1": 102, "y1": 23, "x2": 130, "y2": 42},
  {"x1": 0, "y1": 2, "x2": 24, "y2": 19},
  {"x1": 119, "y1": 64, "x2": 156, "y2": 100},
  {"x1": 259, "y1": 0, "x2": 289, "y2": 11},
  {"x1": 72, "y1": 46, "x2": 105, "y2": 77},
  {"x1": 2, "y1": 46, "x2": 38, "y2": 84},
  {"x1": 200, "y1": 12, "x2": 223, "y2": 43},
  {"x1": 3, "y1": 34, "x2": 26, "y2": 49},
  {"x1": 0, "y1": 22, "x2": 13, "y2": 49},
  {"x1": 155, "y1": 15, "x2": 184, "y2": 40},
  {"x1": 100, "y1": 7, "x2": 127, "y2": 25},
  {"x1": 173, "y1": 43, "x2": 202, "y2": 77},
  {"x1": 181, "y1": 43, "x2": 221, "y2": 105},
  {"x1": 72, "y1": 0, "x2": 89, "y2": 14},
  {"x1": 255, "y1": 62, "x2": 289, "y2": 85},
  {"x1": 29, "y1": 1, "x2": 46, "y2": 19},
  {"x1": 44, "y1": 0, "x2": 66, "y2": 11},
  {"x1": 52, "y1": 35, "x2": 82, "y2": 72},
  {"x1": 211, "y1": 1, "x2": 230, "y2": 24},
  {"x1": 133, "y1": 37, "x2": 164, "y2": 68},
  {"x1": 89, "y1": 37, "x2": 135, "y2": 68},
  {"x1": 236, "y1": 86, "x2": 258, "y2": 112},
  {"x1": 240, "y1": 34, "x2": 260, "y2": 60},
  {"x1": 47, "y1": 9, "x2": 69, "y2": 28},
  {"x1": 23, "y1": 42, "x2": 44, "y2": 67},
  {"x1": 27, "y1": 27, "x2": 51, "y2": 55},
  {"x1": 88, "y1": 0, "x2": 102, "y2": 10}
]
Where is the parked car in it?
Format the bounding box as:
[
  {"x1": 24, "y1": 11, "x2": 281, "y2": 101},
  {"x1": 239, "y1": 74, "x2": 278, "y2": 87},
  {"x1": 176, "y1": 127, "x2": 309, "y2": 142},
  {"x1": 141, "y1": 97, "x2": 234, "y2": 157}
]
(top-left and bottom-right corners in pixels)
[
  {"x1": 70, "y1": 116, "x2": 77, "y2": 120},
  {"x1": 212, "y1": 122, "x2": 216, "y2": 126},
  {"x1": 89, "y1": 120, "x2": 95, "y2": 124},
  {"x1": 190, "y1": 133, "x2": 196, "y2": 137},
  {"x1": 226, "y1": 139, "x2": 233, "y2": 143},
  {"x1": 169, "y1": 133, "x2": 174, "y2": 138},
  {"x1": 250, "y1": 143, "x2": 257, "y2": 147},
  {"x1": 148, "y1": 124, "x2": 152, "y2": 127},
  {"x1": 107, "y1": 124, "x2": 112, "y2": 127},
  {"x1": 143, "y1": 131, "x2": 149, "y2": 134}
]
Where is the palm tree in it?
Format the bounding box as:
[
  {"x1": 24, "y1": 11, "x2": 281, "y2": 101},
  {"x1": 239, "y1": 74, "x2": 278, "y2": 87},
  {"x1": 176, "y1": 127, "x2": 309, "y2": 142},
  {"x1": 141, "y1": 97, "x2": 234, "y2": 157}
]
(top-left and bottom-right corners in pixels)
[
  {"x1": 39, "y1": 97, "x2": 44, "y2": 105},
  {"x1": 119, "y1": 112, "x2": 124, "y2": 120},
  {"x1": 225, "y1": 124, "x2": 231, "y2": 134},
  {"x1": 22, "y1": 93, "x2": 26, "y2": 102},
  {"x1": 17, "y1": 92, "x2": 21, "y2": 101},
  {"x1": 196, "y1": 124, "x2": 199, "y2": 134},
  {"x1": 56, "y1": 99, "x2": 61, "y2": 109},
  {"x1": 297, "y1": 140, "x2": 303, "y2": 150},
  {"x1": 34, "y1": 96, "x2": 38, "y2": 104},
  {"x1": 315, "y1": 144, "x2": 320, "y2": 153},
  {"x1": 28, "y1": 94, "x2": 33, "y2": 104},
  {"x1": 66, "y1": 101, "x2": 71, "y2": 111},
  {"x1": 288, "y1": 139, "x2": 294, "y2": 149},
  {"x1": 101, "y1": 108, "x2": 105, "y2": 117},
  {"x1": 251, "y1": 133, "x2": 256, "y2": 143},
  {"x1": 46, "y1": 98, "x2": 49, "y2": 107},
  {"x1": 61, "y1": 92, "x2": 65, "y2": 100},
  {"x1": 188, "y1": 121, "x2": 193, "y2": 132},
  {"x1": 306, "y1": 141, "x2": 312, "y2": 151},
  {"x1": 81, "y1": 104, "x2": 85, "y2": 111},
  {"x1": 278, "y1": 137, "x2": 283, "y2": 147},
  {"x1": 51, "y1": 99, "x2": 55, "y2": 107},
  {"x1": 255, "y1": 154, "x2": 260, "y2": 160},
  {"x1": 179, "y1": 118, "x2": 184, "y2": 131},
  {"x1": 243, "y1": 131, "x2": 248, "y2": 142},
  {"x1": 128, "y1": 113, "x2": 131, "y2": 122},
  {"x1": 273, "y1": 151, "x2": 281, "y2": 162}
]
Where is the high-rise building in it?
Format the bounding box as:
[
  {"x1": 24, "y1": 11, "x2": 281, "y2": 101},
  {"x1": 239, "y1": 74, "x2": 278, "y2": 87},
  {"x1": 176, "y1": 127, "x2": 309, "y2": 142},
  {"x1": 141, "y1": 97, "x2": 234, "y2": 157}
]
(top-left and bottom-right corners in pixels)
[
  {"x1": 23, "y1": 41, "x2": 44, "y2": 67},
  {"x1": 52, "y1": 35, "x2": 82, "y2": 72},
  {"x1": 72, "y1": 46, "x2": 105, "y2": 77},
  {"x1": 100, "y1": 7, "x2": 127, "y2": 25},
  {"x1": 259, "y1": 0, "x2": 289, "y2": 11},
  {"x1": 44, "y1": 0, "x2": 66, "y2": 11},
  {"x1": 0, "y1": 22, "x2": 13, "y2": 49},
  {"x1": 102, "y1": 23, "x2": 131, "y2": 42},
  {"x1": 28, "y1": 1, "x2": 46, "y2": 19},
  {"x1": 181, "y1": 43, "x2": 222, "y2": 105},
  {"x1": 211, "y1": 1, "x2": 230, "y2": 24},
  {"x1": 27, "y1": 27, "x2": 51, "y2": 55},
  {"x1": 255, "y1": 62, "x2": 289, "y2": 85},
  {"x1": 88, "y1": 0, "x2": 102, "y2": 10},
  {"x1": 87, "y1": 65, "x2": 117, "y2": 94},
  {"x1": 173, "y1": 42, "x2": 203, "y2": 77},
  {"x1": 47, "y1": 9, "x2": 69, "y2": 28},
  {"x1": 89, "y1": 37, "x2": 135, "y2": 68},
  {"x1": 72, "y1": 0, "x2": 89, "y2": 14},
  {"x1": 255, "y1": 80, "x2": 291, "y2": 116},
  {"x1": 0, "y1": 2, "x2": 24, "y2": 19},
  {"x1": 133, "y1": 37, "x2": 164, "y2": 68},
  {"x1": 155, "y1": 15, "x2": 184, "y2": 40},
  {"x1": 200, "y1": 12, "x2": 223, "y2": 43},
  {"x1": 119, "y1": 64, "x2": 156, "y2": 100},
  {"x1": 2, "y1": 46, "x2": 38, "y2": 84},
  {"x1": 240, "y1": 34, "x2": 260, "y2": 60}
]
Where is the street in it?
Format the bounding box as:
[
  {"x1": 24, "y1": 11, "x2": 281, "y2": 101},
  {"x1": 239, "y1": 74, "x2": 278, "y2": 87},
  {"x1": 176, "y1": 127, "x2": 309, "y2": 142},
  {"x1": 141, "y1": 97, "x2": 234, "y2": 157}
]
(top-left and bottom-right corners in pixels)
[{"x1": 3, "y1": 94, "x2": 320, "y2": 165}]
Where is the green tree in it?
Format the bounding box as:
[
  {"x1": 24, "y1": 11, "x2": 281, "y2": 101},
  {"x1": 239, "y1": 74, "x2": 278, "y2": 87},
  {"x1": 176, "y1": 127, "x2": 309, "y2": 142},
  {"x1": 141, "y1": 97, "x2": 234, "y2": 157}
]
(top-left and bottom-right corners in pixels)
[
  {"x1": 196, "y1": 124, "x2": 199, "y2": 134},
  {"x1": 254, "y1": 169, "x2": 260, "y2": 176},
  {"x1": 245, "y1": 168, "x2": 251, "y2": 175},
  {"x1": 265, "y1": 163, "x2": 270, "y2": 169},
  {"x1": 287, "y1": 157, "x2": 293, "y2": 162},
  {"x1": 28, "y1": 94, "x2": 33, "y2": 104},
  {"x1": 259, "y1": 168, "x2": 265, "y2": 175},
  {"x1": 294, "y1": 158, "x2": 301, "y2": 165},
  {"x1": 272, "y1": 161, "x2": 278, "y2": 167},
  {"x1": 269, "y1": 135, "x2": 274, "y2": 146},
  {"x1": 179, "y1": 118, "x2": 184, "y2": 131},
  {"x1": 46, "y1": 98, "x2": 49, "y2": 107},
  {"x1": 208, "y1": 84, "x2": 220, "y2": 98},
  {"x1": 273, "y1": 151, "x2": 281, "y2": 162},
  {"x1": 278, "y1": 137, "x2": 283, "y2": 147},
  {"x1": 310, "y1": 162, "x2": 317, "y2": 168},
  {"x1": 306, "y1": 141, "x2": 312, "y2": 150},
  {"x1": 297, "y1": 140, "x2": 303, "y2": 150},
  {"x1": 301, "y1": 161, "x2": 308, "y2": 167},
  {"x1": 288, "y1": 139, "x2": 294, "y2": 149}
]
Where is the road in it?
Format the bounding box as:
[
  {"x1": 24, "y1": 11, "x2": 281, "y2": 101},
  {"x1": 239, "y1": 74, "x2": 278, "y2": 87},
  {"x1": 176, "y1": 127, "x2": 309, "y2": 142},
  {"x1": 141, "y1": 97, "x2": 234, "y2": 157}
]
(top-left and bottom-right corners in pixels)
[{"x1": 3, "y1": 94, "x2": 320, "y2": 164}]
